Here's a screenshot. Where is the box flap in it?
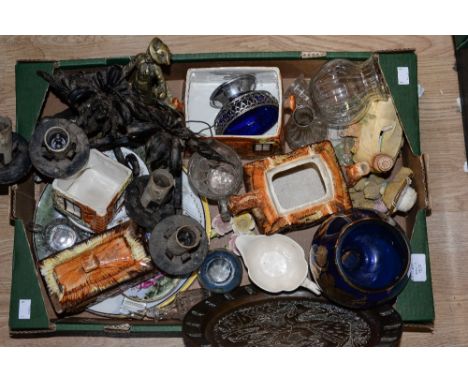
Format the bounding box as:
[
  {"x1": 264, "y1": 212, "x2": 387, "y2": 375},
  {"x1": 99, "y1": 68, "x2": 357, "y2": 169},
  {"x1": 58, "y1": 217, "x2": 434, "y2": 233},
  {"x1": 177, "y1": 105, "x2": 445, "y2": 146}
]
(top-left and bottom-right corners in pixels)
[
  {"x1": 173, "y1": 51, "x2": 303, "y2": 63},
  {"x1": 9, "y1": 219, "x2": 51, "y2": 331},
  {"x1": 395, "y1": 209, "x2": 435, "y2": 322},
  {"x1": 16, "y1": 61, "x2": 55, "y2": 140},
  {"x1": 378, "y1": 52, "x2": 421, "y2": 155}
]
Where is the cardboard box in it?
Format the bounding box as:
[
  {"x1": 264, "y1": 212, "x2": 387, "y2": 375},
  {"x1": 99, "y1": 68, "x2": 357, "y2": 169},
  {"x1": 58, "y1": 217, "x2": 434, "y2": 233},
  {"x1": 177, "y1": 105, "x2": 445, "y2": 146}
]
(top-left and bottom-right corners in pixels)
[{"x1": 9, "y1": 49, "x2": 434, "y2": 337}]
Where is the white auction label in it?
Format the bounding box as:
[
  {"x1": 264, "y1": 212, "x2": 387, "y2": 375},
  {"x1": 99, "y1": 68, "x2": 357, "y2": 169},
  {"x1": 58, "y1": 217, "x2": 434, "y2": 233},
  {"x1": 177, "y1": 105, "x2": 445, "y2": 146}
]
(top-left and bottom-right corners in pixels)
[
  {"x1": 410, "y1": 253, "x2": 427, "y2": 282},
  {"x1": 397, "y1": 67, "x2": 410, "y2": 85},
  {"x1": 18, "y1": 299, "x2": 31, "y2": 320}
]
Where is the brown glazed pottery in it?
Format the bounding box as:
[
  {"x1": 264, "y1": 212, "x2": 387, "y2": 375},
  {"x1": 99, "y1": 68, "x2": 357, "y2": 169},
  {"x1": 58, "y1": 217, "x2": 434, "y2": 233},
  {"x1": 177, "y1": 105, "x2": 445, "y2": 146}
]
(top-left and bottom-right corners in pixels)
[{"x1": 228, "y1": 141, "x2": 352, "y2": 234}]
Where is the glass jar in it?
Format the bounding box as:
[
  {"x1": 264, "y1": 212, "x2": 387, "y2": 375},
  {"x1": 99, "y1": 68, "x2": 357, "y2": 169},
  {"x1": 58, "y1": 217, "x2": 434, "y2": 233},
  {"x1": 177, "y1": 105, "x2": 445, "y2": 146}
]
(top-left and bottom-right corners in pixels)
[{"x1": 309, "y1": 56, "x2": 388, "y2": 127}]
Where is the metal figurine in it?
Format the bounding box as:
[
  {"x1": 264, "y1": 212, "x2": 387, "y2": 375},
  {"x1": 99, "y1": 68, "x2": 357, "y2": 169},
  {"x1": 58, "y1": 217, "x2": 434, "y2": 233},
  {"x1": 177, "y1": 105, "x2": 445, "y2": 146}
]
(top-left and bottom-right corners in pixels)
[{"x1": 123, "y1": 37, "x2": 172, "y2": 105}]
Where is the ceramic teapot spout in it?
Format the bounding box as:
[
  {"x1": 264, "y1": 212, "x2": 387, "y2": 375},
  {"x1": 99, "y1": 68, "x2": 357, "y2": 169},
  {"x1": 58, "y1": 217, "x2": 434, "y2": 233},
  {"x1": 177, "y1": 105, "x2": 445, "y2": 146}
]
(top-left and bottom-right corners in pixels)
[{"x1": 228, "y1": 190, "x2": 262, "y2": 216}]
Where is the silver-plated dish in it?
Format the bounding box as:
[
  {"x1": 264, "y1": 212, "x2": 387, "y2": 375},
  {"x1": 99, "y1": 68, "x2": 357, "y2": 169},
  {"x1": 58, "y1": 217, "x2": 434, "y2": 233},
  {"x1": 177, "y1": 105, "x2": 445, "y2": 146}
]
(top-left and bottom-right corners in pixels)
[
  {"x1": 210, "y1": 74, "x2": 256, "y2": 108},
  {"x1": 213, "y1": 90, "x2": 279, "y2": 135}
]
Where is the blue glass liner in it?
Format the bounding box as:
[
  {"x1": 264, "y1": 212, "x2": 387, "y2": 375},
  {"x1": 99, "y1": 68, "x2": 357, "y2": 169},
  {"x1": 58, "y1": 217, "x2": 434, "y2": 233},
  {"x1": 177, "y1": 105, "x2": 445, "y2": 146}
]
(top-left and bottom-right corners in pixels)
[{"x1": 224, "y1": 105, "x2": 279, "y2": 136}]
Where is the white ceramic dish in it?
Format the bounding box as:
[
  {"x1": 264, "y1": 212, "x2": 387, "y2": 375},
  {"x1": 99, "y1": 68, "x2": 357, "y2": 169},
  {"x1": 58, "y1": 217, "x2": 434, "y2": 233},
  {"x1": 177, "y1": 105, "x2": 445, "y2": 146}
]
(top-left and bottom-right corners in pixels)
[{"x1": 236, "y1": 234, "x2": 320, "y2": 294}]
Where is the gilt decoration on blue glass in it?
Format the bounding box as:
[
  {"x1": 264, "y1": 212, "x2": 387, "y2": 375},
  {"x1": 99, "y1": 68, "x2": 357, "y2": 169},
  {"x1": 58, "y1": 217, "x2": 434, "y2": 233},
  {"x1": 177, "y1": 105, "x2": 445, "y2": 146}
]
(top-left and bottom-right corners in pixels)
[{"x1": 309, "y1": 208, "x2": 411, "y2": 310}]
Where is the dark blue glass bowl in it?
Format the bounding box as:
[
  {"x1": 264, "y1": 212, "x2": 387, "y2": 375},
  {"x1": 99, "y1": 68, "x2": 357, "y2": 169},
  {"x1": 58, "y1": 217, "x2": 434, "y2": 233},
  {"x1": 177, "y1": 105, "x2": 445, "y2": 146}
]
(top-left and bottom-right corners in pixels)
[
  {"x1": 224, "y1": 105, "x2": 279, "y2": 135},
  {"x1": 213, "y1": 90, "x2": 279, "y2": 136},
  {"x1": 337, "y1": 220, "x2": 408, "y2": 291},
  {"x1": 310, "y1": 209, "x2": 411, "y2": 309},
  {"x1": 198, "y1": 249, "x2": 243, "y2": 294}
]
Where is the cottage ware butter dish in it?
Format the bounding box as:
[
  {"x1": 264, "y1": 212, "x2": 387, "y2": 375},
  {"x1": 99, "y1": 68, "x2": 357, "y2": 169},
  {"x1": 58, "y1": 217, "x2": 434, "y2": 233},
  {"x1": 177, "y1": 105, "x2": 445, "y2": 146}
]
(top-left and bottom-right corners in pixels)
[{"x1": 39, "y1": 223, "x2": 153, "y2": 315}]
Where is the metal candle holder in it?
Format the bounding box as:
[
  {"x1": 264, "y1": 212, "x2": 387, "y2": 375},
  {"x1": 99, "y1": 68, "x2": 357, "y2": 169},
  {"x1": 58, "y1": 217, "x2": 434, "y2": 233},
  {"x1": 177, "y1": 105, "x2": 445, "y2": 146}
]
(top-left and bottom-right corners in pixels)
[
  {"x1": 29, "y1": 118, "x2": 90, "y2": 179},
  {"x1": 125, "y1": 169, "x2": 176, "y2": 231},
  {"x1": 149, "y1": 215, "x2": 208, "y2": 276},
  {"x1": 0, "y1": 115, "x2": 32, "y2": 185}
]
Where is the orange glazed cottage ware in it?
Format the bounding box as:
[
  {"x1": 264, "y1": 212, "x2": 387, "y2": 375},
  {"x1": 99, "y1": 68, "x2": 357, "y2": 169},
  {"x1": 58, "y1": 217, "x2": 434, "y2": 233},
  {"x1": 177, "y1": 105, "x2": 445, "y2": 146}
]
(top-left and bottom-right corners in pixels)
[{"x1": 228, "y1": 141, "x2": 353, "y2": 234}]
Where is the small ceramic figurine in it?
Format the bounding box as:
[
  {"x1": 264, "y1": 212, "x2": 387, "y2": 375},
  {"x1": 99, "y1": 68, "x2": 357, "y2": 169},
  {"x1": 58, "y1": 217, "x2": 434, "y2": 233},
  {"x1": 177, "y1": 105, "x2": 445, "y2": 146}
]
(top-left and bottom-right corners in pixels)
[
  {"x1": 349, "y1": 167, "x2": 417, "y2": 215},
  {"x1": 124, "y1": 37, "x2": 172, "y2": 105},
  {"x1": 310, "y1": 209, "x2": 411, "y2": 309},
  {"x1": 349, "y1": 174, "x2": 389, "y2": 212},
  {"x1": 382, "y1": 167, "x2": 417, "y2": 213}
]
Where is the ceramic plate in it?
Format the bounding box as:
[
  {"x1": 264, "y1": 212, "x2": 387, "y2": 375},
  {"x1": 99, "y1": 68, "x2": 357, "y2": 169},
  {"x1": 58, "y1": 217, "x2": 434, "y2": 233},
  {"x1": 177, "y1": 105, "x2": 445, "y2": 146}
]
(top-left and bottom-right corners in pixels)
[
  {"x1": 33, "y1": 148, "x2": 211, "y2": 318},
  {"x1": 183, "y1": 286, "x2": 403, "y2": 347}
]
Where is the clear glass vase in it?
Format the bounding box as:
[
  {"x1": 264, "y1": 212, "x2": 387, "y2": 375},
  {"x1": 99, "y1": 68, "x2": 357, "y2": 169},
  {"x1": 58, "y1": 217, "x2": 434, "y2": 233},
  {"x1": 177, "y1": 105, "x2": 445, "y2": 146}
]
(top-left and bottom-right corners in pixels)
[
  {"x1": 309, "y1": 56, "x2": 388, "y2": 127},
  {"x1": 285, "y1": 105, "x2": 328, "y2": 150}
]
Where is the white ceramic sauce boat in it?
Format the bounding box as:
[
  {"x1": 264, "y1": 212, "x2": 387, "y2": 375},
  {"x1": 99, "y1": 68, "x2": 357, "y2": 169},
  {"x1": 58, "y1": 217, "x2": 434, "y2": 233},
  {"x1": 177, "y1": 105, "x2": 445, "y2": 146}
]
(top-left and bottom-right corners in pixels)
[{"x1": 235, "y1": 234, "x2": 321, "y2": 295}]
